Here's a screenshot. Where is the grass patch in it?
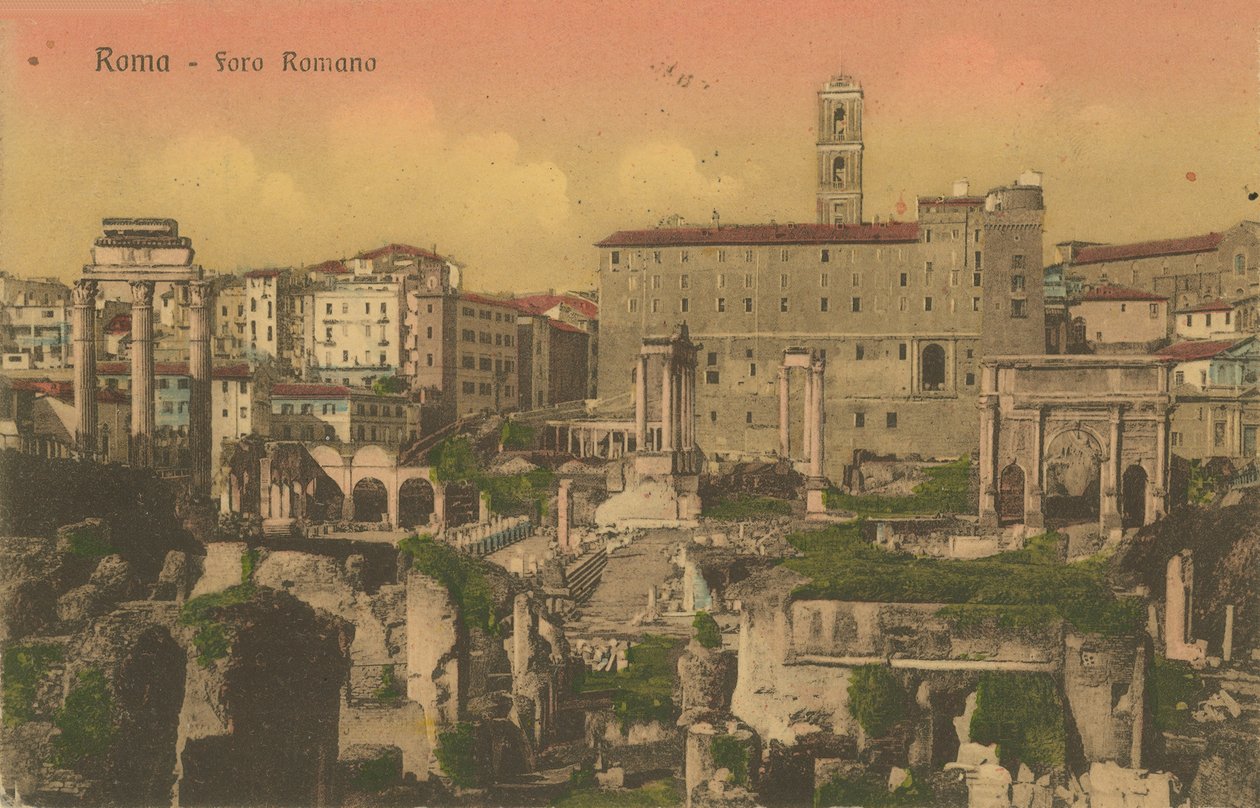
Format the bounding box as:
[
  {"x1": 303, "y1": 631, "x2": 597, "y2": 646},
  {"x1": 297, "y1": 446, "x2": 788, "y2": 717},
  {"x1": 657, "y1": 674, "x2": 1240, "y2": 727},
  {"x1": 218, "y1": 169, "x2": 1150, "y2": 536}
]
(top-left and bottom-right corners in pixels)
[
  {"x1": 351, "y1": 751, "x2": 401, "y2": 792},
  {"x1": 64, "y1": 524, "x2": 114, "y2": 558},
  {"x1": 240, "y1": 548, "x2": 259, "y2": 584},
  {"x1": 815, "y1": 769, "x2": 931, "y2": 808},
  {"x1": 784, "y1": 526, "x2": 1142, "y2": 637},
  {"x1": 824, "y1": 457, "x2": 970, "y2": 516},
  {"x1": 847, "y1": 664, "x2": 908, "y2": 738},
  {"x1": 554, "y1": 777, "x2": 684, "y2": 808},
  {"x1": 970, "y1": 672, "x2": 1066, "y2": 769},
  {"x1": 1148, "y1": 656, "x2": 1204, "y2": 733},
  {"x1": 2, "y1": 641, "x2": 64, "y2": 728},
  {"x1": 179, "y1": 583, "x2": 257, "y2": 666},
  {"x1": 52, "y1": 667, "x2": 115, "y2": 768},
  {"x1": 693, "y1": 611, "x2": 722, "y2": 649},
  {"x1": 574, "y1": 634, "x2": 683, "y2": 731},
  {"x1": 399, "y1": 534, "x2": 502, "y2": 636},
  {"x1": 373, "y1": 664, "x2": 403, "y2": 701},
  {"x1": 710, "y1": 735, "x2": 751, "y2": 786},
  {"x1": 702, "y1": 493, "x2": 793, "y2": 521}
]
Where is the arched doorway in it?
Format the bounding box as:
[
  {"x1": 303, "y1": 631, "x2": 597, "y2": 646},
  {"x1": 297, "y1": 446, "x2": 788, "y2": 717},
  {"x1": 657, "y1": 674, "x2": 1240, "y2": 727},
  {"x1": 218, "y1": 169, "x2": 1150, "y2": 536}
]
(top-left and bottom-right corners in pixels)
[
  {"x1": 921, "y1": 344, "x2": 946, "y2": 391},
  {"x1": 310, "y1": 475, "x2": 344, "y2": 523},
  {"x1": 1122, "y1": 464, "x2": 1148, "y2": 529},
  {"x1": 997, "y1": 463, "x2": 1025, "y2": 524},
  {"x1": 352, "y1": 477, "x2": 388, "y2": 523},
  {"x1": 1044, "y1": 429, "x2": 1103, "y2": 522},
  {"x1": 399, "y1": 477, "x2": 436, "y2": 529},
  {"x1": 445, "y1": 480, "x2": 479, "y2": 528}
]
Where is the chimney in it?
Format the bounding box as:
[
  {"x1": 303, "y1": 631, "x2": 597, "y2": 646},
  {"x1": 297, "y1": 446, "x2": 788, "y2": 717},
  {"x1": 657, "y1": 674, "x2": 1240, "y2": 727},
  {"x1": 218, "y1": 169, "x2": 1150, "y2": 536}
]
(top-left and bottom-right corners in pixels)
[{"x1": 952, "y1": 178, "x2": 970, "y2": 197}]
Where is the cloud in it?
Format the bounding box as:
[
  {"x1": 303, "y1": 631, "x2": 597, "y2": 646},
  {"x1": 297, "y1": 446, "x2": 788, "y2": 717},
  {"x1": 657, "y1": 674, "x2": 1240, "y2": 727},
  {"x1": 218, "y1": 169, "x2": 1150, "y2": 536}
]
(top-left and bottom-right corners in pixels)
[{"x1": 614, "y1": 141, "x2": 742, "y2": 222}]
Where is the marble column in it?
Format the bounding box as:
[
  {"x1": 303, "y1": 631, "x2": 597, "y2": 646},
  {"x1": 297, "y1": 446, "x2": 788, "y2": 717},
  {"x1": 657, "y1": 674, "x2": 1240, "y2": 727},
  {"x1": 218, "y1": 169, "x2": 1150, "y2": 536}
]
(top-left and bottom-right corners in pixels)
[
  {"x1": 72, "y1": 280, "x2": 99, "y2": 458},
  {"x1": 809, "y1": 359, "x2": 824, "y2": 478},
  {"x1": 660, "y1": 357, "x2": 674, "y2": 452},
  {"x1": 681, "y1": 361, "x2": 693, "y2": 450},
  {"x1": 777, "y1": 366, "x2": 790, "y2": 458},
  {"x1": 1102, "y1": 407, "x2": 1123, "y2": 532},
  {"x1": 802, "y1": 367, "x2": 814, "y2": 465},
  {"x1": 1152, "y1": 414, "x2": 1168, "y2": 522},
  {"x1": 635, "y1": 354, "x2": 648, "y2": 450},
  {"x1": 130, "y1": 280, "x2": 156, "y2": 467},
  {"x1": 1026, "y1": 408, "x2": 1045, "y2": 529},
  {"x1": 188, "y1": 281, "x2": 213, "y2": 497}
]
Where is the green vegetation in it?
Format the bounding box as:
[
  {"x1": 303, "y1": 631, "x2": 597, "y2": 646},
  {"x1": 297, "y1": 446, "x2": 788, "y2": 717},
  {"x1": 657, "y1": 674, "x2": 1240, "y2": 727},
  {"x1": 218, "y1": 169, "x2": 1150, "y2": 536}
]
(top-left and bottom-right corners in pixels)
[
  {"x1": 351, "y1": 751, "x2": 401, "y2": 792},
  {"x1": 435, "y1": 722, "x2": 483, "y2": 788},
  {"x1": 554, "y1": 778, "x2": 683, "y2": 808},
  {"x1": 427, "y1": 434, "x2": 553, "y2": 517},
  {"x1": 692, "y1": 611, "x2": 722, "y2": 649},
  {"x1": 1148, "y1": 656, "x2": 1204, "y2": 733},
  {"x1": 784, "y1": 526, "x2": 1143, "y2": 637},
  {"x1": 500, "y1": 420, "x2": 536, "y2": 450},
  {"x1": 64, "y1": 523, "x2": 114, "y2": 558},
  {"x1": 1186, "y1": 460, "x2": 1218, "y2": 506},
  {"x1": 371, "y1": 375, "x2": 408, "y2": 396},
  {"x1": 399, "y1": 534, "x2": 501, "y2": 636},
  {"x1": 179, "y1": 583, "x2": 257, "y2": 667},
  {"x1": 702, "y1": 493, "x2": 793, "y2": 521},
  {"x1": 824, "y1": 457, "x2": 970, "y2": 516},
  {"x1": 428, "y1": 435, "x2": 482, "y2": 483},
  {"x1": 847, "y1": 664, "x2": 908, "y2": 738},
  {"x1": 2, "y1": 641, "x2": 64, "y2": 728},
  {"x1": 710, "y1": 735, "x2": 750, "y2": 787},
  {"x1": 240, "y1": 548, "x2": 259, "y2": 584},
  {"x1": 815, "y1": 769, "x2": 931, "y2": 808},
  {"x1": 970, "y1": 672, "x2": 1066, "y2": 768},
  {"x1": 574, "y1": 634, "x2": 683, "y2": 731},
  {"x1": 373, "y1": 664, "x2": 403, "y2": 701},
  {"x1": 52, "y1": 667, "x2": 116, "y2": 768}
]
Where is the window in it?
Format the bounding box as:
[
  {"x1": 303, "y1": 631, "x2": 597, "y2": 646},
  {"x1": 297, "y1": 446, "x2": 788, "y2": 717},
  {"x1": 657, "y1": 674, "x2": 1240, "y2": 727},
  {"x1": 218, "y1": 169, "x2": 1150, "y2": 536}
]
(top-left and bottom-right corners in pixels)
[
  {"x1": 744, "y1": 273, "x2": 754, "y2": 288},
  {"x1": 746, "y1": 411, "x2": 753, "y2": 424},
  {"x1": 651, "y1": 274, "x2": 661, "y2": 290},
  {"x1": 855, "y1": 344, "x2": 864, "y2": 360},
  {"x1": 266, "y1": 326, "x2": 273, "y2": 341},
  {"x1": 920, "y1": 344, "x2": 946, "y2": 391},
  {"x1": 680, "y1": 251, "x2": 689, "y2": 264},
  {"x1": 157, "y1": 378, "x2": 169, "y2": 390},
  {"x1": 717, "y1": 250, "x2": 726, "y2": 263},
  {"x1": 716, "y1": 298, "x2": 726, "y2": 312},
  {"x1": 342, "y1": 350, "x2": 350, "y2": 361},
  {"x1": 1171, "y1": 431, "x2": 1182, "y2": 447},
  {"x1": 851, "y1": 297, "x2": 861, "y2": 313},
  {"x1": 1175, "y1": 371, "x2": 1185, "y2": 385},
  {"x1": 852, "y1": 272, "x2": 861, "y2": 287},
  {"x1": 972, "y1": 297, "x2": 981, "y2": 311},
  {"x1": 462, "y1": 381, "x2": 476, "y2": 394},
  {"x1": 780, "y1": 273, "x2": 789, "y2": 289},
  {"x1": 1011, "y1": 299, "x2": 1028, "y2": 318},
  {"x1": 342, "y1": 302, "x2": 349, "y2": 314},
  {"x1": 821, "y1": 249, "x2": 830, "y2": 263},
  {"x1": 900, "y1": 297, "x2": 908, "y2": 312},
  {"x1": 898, "y1": 343, "x2": 907, "y2": 360},
  {"x1": 653, "y1": 250, "x2": 661, "y2": 263},
  {"x1": 854, "y1": 412, "x2": 865, "y2": 428},
  {"x1": 177, "y1": 378, "x2": 190, "y2": 390},
  {"x1": 744, "y1": 249, "x2": 754, "y2": 262},
  {"x1": 718, "y1": 273, "x2": 726, "y2": 289},
  {"x1": 681, "y1": 298, "x2": 689, "y2": 313},
  {"x1": 1011, "y1": 275, "x2": 1025, "y2": 292},
  {"x1": 250, "y1": 299, "x2": 257, "y2": 312},
  {"x1": 611, "y1": 250, "x2": 621, "y2": 265},
  {"x1": 780, "y1": 298, "x2": 789, "y2": 312},
  {"x1": 820, "y1": 297, "x2": 829, "y2": 312},
  {"x1": 780, "y1": 249, "x2": 789, "y2": 262},
  {"x1": 1236, "y1": 254, "x2": 1246, "y2": 274},
  {"x1": 479, "y1": 383, "x2": 492, "y2": 395},
  {"x1": 886, "y1": 412, "x2": 898, "y2": 428},
  {"x1": 974, "y1": 251, "x2": 982, "y2": 270},
  {"x1": 426, "y1": 326, "x2": 433, "y2": 339},
  {"x1": 221, "y1": 380, "x2": 229, "y2": 393},
  {"x1": 680, "y1": 273, "x2": 690, "y2": 288},
  {"x1": 1012, "y1": 254, "x2": 1026, "y2": 270},
  {"x1": 462, "y1": 329, "x2": 476, "y2": 342},
  {"x1": 925, "y1": 229, "x2": 932, "y2": 243},
  {"x1": 899, "y1": 272, "x2": 908, "y2": 287},
  {"x1": 924, "y1": 297, "x2": 934, "y2": 312},
  {"x1": 965, "y1": 372, "x2": 976, "y2": 385},
  {"x1": 973, "y1": 273, "x2": 982, "y2": 287},
  {"x1": 707, "y1": 352, "x2": 718, "y2": 366},
  {"x1": 744, "y1": 298, "x2": 753, "y2": 312},
  {"x1": 925, "y1": 261, "x2": 934, "y2": 273},
  {"x1": 651, "y1": 299, "x2": 660, "y2": 313},
  {"x1": 628, "y1": 299, "x2": 639, "y2": 313},
  {"x1": 820, "y1": 273, "x2": 829, "y2": 287},
  {"x1": 749, "y1": 363, "x2": 757, "y2": 377},
  {"x1": 706, "y1": 370, "x2": 720, "y2": 384},
  {"x1": 479, "y1": 357, "x2": 492, "y2": 371},
  {"x1": 1205, "y1": 313, "x2": 1213, "y2": 327}
]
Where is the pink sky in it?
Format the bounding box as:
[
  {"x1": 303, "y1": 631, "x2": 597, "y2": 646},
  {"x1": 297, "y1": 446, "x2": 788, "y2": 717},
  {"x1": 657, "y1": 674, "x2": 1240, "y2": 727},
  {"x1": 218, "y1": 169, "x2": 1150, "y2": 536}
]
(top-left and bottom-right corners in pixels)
[{"x1": 1, "y1": 0, "x2": 1258, "y2": 291}]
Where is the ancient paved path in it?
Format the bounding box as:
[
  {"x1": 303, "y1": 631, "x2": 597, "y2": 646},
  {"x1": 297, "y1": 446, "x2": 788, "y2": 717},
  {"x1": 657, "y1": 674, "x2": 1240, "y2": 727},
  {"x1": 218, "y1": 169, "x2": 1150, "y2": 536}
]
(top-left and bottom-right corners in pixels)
[{"x1": 565, "y1": 527, "x2": 693, "y2": 639}]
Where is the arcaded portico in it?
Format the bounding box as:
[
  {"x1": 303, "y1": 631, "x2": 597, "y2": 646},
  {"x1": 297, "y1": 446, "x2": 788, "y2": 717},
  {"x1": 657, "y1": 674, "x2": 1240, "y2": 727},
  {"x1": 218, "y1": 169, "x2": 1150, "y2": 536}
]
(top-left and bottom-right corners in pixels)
[
  {"x1": 779, "y1": 348, "x2": 828, "y2": 514},
  {"x1": 979, "y1": 355, "x2": 1172, "y2": 537},
  {"x1": 72, "y1": 219, "x2": 215, "y2": 496}
]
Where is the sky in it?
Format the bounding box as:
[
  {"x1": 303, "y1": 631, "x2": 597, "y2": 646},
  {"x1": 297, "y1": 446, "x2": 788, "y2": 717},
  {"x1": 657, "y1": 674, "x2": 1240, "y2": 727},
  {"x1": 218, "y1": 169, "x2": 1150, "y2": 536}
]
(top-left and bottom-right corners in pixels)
[{"x1": 0, "y1": 0, "x2": 1258, "y2": 294}]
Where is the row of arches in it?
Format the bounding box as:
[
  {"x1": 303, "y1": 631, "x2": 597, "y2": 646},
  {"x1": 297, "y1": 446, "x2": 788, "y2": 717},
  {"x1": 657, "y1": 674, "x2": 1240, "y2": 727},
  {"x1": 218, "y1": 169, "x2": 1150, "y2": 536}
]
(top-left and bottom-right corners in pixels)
[{"x1": 997, "y1": 460, "x2": 1148, "y2": 528}]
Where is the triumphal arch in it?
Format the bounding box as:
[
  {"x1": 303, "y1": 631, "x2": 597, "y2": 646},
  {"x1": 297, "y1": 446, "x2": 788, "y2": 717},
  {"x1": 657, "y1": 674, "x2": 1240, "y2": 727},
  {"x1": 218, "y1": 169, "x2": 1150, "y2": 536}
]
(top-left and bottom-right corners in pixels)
[
  {"x1": 72, "y1": 218, "x2": 215, "y2": 496},
  {"x1": 978, "y1": 355, "x2": 1171, "y2": 538}
]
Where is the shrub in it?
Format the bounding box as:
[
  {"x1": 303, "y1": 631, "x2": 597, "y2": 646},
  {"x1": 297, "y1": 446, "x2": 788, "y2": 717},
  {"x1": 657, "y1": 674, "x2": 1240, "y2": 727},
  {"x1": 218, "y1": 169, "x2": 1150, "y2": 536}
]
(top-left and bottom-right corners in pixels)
[
  {"x1": 500, "y1": 420, "x2": 536, "y2": 450},
  {"x1": 372, "y1": 375, "x2": 408, "y2": 396},
  {"x1": 428, "y1": 436, "x2": 482, "y2": 483},
  {"x1": 825, "y1": 456, "x2": 971, "y2": 516},
  {"x1": 373, "y1": 664, "x2": 403, "y2": 701},
  {"x1": 847, "y1": 664, "x2": 907, "y2": 738},
  {"x1": 64, "y1": 523, "x2": 114, "y2": 558},
  {"x1": 710, "y1": 734, "x2": 750, "y2": 786},
  {"x1": 702, "y1": 494, "x2": 792, "y2": 521},
  {"x1": 2, "y1": 641, "x2": 64, "y2": 728},
  {"x1": 435, "y1": 722, "x2": 483, "y2": 788},
  {"x1": 1148, "y1": 655, "x2": 1204, "y2": 732},
  {"x1": 692, "y1": 611, "x2": 723, "y2": 649},
  {"x1": 52, "y1": 667, "x2": 115, "y2": 768},
  {"x1": 969, "y1": 672, "x2": 1066, "y2": 769},
  {"x1": 179, "y1": 583, "x2": 257, "y2": 666}
]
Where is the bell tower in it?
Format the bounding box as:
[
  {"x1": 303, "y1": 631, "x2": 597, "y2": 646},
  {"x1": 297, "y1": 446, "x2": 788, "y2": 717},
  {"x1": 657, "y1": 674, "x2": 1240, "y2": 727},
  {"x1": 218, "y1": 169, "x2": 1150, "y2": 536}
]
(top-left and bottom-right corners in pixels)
[{"x1": 816, "y1": 75, "x2": 864, "y2": 226}]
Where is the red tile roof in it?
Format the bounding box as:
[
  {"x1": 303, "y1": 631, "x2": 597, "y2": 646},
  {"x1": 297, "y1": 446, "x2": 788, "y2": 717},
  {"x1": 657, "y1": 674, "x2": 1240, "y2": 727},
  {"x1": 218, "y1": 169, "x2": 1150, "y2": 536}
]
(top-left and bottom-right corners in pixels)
[
  {"x1": 460, "y1": 291, "x2": 517, "y2": 309},
  {"x1": 104, "y1": 314, "x2": 131, "y2": 335},
  {"x1": 244, "y1": 268, "x2": 284, "y2": 279},
  {"x1": 1072, "y1": 233, "x2": 1224, "y2": 265},
  {"x1": 308, "y1": 259, "x2": 348, "y2": 275},
  {"x1": 95, "y1": 361, "x2": 253, "y2": 379},
  {"x1": 548, "y1": 319, "x2": 586, "y2": 334},
  {"x1": 356, "y1": 243, "x2": 445, "y2": 262},
  {"x1": 917, "y1": 196, "x2": 985, "y2": 207},
  {"x1": 272, "y1": 383, "x2": 351, "y2": 398},
  {"x1": 8, "y1": 379, "x2": 130, "y2": 404},
  {"x1": 1177, "y1": 299, "x2": 1234, "y2": 313},
  {"x1": 1154, "y1": 339, "x2": 1239, "y2": 361},
  {"x1": 510, "y1": 293, "x2": 599, "y2": 320},
  {"x1": 596, "y1": 221, "x2": 920, "y2": 248},
  {"x1": 1080, "y1": 284, "x2": 1168, "y2": 302}
]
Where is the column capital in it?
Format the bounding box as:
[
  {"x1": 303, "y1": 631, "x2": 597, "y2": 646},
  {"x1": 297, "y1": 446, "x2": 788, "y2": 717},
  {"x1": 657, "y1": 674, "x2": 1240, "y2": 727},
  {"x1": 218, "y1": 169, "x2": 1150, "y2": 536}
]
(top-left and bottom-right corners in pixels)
[
  {"x1": 188, "y1": 279, "x2": 213, "y2": 308},
  {"x1": 129, "y1": 279, "x2": 156, "y2": 306},
  {"x1": 72, "y1": 279, "x2": 99, "y2": 305}
]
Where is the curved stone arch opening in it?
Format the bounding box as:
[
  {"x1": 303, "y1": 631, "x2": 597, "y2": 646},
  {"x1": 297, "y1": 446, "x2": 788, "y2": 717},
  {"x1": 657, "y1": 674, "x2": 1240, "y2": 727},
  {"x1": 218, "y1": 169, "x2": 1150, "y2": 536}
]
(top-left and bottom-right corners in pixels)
[
  {"x1": 399, "y1": 477, "x2": 436, "y2": 529},
  {"x1": 997, "y1": 461, "x2": 1026, "y2": 525},
  {"x1": 352, "y1": 477, "x2": 389, "y2": 523},
  {"x1": 920, "y1": 343, "x2": 947, "y2": 391},
  {"x1": 1121, "y1": 463, "x2": 1149, "y2": 529},
  {"x1": 1043, "y1": 426, "x2": 1104, "y2": 522}
]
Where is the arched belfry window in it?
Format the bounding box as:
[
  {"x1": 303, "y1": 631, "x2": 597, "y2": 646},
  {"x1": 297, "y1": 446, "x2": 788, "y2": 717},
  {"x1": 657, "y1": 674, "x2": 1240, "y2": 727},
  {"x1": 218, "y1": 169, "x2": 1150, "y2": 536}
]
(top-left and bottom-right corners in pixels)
[
  {"x1": 833, "y1": 105, "x2": 846, "y2": 136},
  {"x1": 921, "y1": 343, "x2": 946, "y2": 391},
  {"x1": 832, "y1": 155, "x2": 846, "y2": 187}
]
